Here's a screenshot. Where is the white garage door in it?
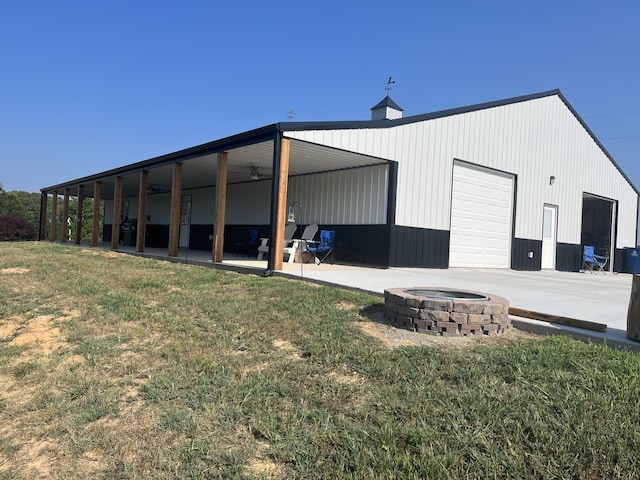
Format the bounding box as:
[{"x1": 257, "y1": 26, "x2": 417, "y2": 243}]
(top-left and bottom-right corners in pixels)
[{"x1": 449, "y1": 163, "x2": 514, "y2": 268}]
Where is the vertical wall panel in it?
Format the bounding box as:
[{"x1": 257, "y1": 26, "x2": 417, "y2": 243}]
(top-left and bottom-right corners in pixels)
[{"x1": 284, "y1": 164, "x2": 388, "y2": 226}]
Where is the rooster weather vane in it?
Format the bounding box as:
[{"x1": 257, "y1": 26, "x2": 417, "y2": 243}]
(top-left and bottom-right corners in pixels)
[{"x1": 384, "y1": 76, "x2": 395, "y2": 94}]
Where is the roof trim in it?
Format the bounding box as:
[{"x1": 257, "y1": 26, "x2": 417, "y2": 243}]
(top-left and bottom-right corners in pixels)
[{"x1": 553, "y1": 90, "x2": 639, "y2": 195}]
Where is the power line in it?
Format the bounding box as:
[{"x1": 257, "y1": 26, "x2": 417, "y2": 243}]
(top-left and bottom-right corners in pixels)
[
  {"x1": 584, "y1": 112, "x2": 640, "y2": 118},
  {"x1": 601, "y1": 136, "x2": 640, "y2": 140}
]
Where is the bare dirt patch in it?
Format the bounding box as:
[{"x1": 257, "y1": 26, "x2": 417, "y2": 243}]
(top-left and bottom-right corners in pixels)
[
  {"x1": 236, "y1": 425, "x2": 288, "y2": 479},
  {"x1": 0, "y1": 267, "x2": 30, "y2": 274},
  {"x1": 273, "y1": 339, "x2": 302, "y2": 359},
  {"x1": 0, "y1": 439, "x2": 58, "y2": 479},
  {"x1": 1, "y1": 310, "x2": 80, "y2": 356},
  {"x1": 244, "y1": 439, "x2": 288, "y2": 479}
]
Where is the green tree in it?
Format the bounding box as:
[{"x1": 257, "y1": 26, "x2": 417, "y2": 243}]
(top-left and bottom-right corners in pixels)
[
  {"x1": 66, "y1": 197, "x2": 102, "y2": 242},
  {"x1": 0, "y1": 190, "x2": 41, "y2": 226}
]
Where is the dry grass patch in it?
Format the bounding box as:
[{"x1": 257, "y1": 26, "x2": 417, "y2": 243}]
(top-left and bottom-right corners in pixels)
[
  {"x1": 272, "y1": 338, "x2": 302, "y2": 359},
  {"x1": 78, "y1": 248, "x2": 125, "y2": 258}
]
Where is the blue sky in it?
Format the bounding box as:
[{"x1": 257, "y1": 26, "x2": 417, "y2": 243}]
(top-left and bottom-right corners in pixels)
[{"x1": 1, "y1": 1, "x2": 638, "y2": 193}]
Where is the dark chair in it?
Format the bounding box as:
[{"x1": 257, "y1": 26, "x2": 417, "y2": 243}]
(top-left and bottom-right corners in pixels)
[
  {"x1": 306, "y1": 230, "x2": 335, "y2": 265},
  {"x1": 582, "y1": 245, "x2": 608, "y2": 273},
  {"x1": 234, "y1": 228, "x2": 259, "y2": 256}
]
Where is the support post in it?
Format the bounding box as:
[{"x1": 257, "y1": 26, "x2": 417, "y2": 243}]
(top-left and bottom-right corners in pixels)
[
  {"x1": 271, "y1": 137, "x2": 290, "y2": 271},
  {"x1": 136, "y1": 171, "x2": 148, "y2": 252},
  {"x1": 61, "y1": 188, "x2": 70, "y2": 243},
  {"x1": 168, "y1": 163, "x2": 182, "y2": 257},
  {"x1": 91, "y1": 181, "x2": 101, "y2": 247},
  {"x1": 627, "y1": 275, "x2": 640, "y2": 340},
  {"x1": 111, "y1": 177, "x2": 123, "y2": 249},
  {"x1": 75, "y1": 184, "x2": 84, "y2": 245},
  {"x1": 39, "y1": 193, "x2": 48, "y2": 241},
  {"x1": 50, "y1": 192, "x2": 58, "y2": 241},
  {"x1": 213, "y1": 152, "x2": 228, "y2": 262}
]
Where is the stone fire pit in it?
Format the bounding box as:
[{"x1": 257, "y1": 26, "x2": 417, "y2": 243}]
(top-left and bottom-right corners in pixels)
[{"x1": 384, "y1": 287, "x2": 511, "y2": 336}]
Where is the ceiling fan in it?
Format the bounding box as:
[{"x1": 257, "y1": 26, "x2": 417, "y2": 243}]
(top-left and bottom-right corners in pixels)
[
  {"x1": 228, "y1": 165, "x2": 268, "y2": 181},
  {"x1": 147, "y1": 184, "x2": 170, "y2": 194}
]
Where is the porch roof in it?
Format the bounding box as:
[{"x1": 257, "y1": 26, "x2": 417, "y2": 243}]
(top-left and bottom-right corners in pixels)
[{"x1": 40, "y1": 124, "x2": 391, "y2": 199}]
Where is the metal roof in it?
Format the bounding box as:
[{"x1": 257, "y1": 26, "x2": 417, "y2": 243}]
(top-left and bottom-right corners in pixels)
[
  {"x1": 370, "y1": 95, "x2": 404, "y2": 111},
  {"x1": 41, "y1": 89, "x2": 638, "y2": 197}
]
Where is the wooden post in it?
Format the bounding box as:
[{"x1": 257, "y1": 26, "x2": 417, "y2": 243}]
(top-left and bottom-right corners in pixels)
[
  {"x1": 61, "y1": 188, "x2": 70, "y2": 243},
  {"x1": 136, "y1": 171, "x2": 148, "y2": 252},
  {"x1": 627, "y1": 275, "x2": 640, "y2": 340},
  {"x1": 111, "y1": 177, "x2": 123, "y2": 249},
  {"x1": 509, "y1": 307, "x2": 607, "y2": 332},
  {"x1": 75, "y1": 185, "x2": 84, "y2": 244},
  {"x1": 168, "y1": 163, "x2": 182, "y2": 257},
  {"x1": 272, "y1": 138, "x2": 290, "y2": 271},
  {"x1": 50, "y1": 192, "x2": 58, "y2": 241},
  {"x1": 91, "y1": 181, "x2": 101, "y2": 247},
  {"x1": 39, "y1": 193, "x2": 48, "y2": 241},
  {"x1": 213, "y1": 152, "x2": 228, "y2": 262}
]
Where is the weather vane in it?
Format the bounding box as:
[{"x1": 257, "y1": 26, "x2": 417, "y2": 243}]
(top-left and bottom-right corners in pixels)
[
  {"x1": 287, "y1": 109, "x2": 296, "y2": 121},
  {"x1": 384, "y1": 76, "x2": 395, "y2": 94}
]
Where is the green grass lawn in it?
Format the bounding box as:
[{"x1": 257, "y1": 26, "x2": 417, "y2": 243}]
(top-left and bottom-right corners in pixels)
[{"x1": 1, "y1": 242, "x2": 640, "y2": 479}]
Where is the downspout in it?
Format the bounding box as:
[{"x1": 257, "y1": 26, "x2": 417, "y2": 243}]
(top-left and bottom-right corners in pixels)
[
  {"x1": 634, "y1": 194, "x2": 640, "y2": 247},
  {"x1": 265, "y1": 127, "x2": 283, "y2": 275},
  {"x1": 39, "y1": 191, "x2": 47, "y2": 241},
  {"x1": 386, "y1": 161, "x2": 398, "y2": 267}
]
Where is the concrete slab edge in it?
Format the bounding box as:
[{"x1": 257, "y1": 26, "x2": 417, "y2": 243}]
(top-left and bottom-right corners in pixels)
[{"x1": 511, "y1": 317, "x2": 640, "y2": 353}]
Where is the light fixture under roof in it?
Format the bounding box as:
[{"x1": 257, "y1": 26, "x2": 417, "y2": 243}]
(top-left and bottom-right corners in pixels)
[{"x1": 250, "y1": 166, "x2": 260, "y2": 181}]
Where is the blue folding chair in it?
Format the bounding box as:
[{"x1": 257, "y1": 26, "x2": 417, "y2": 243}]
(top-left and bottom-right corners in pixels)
[
  {"x1": 582, "y1": 245, "x2": 608, "y2": 273},
  {"x1": 306, "y1": 230, "x2": 335, "y2": 265},
  {"x1": 234, "y1": 228, "x2": 259, "y2": 256}
]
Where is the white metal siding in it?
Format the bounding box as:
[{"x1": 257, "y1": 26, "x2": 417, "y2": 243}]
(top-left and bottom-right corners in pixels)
[
  {"x1": 450, "y1": 163, "x2": 514, "y2": 268},
  {"x1": 286, "y1": 164, "x2": 387, "y2": 225},
  {"x1": 104, "y1": 164, "x2": 387, "y2": 227},
  {"x1": 226, "y1": 181, "x2": 272, "y2": 224},
  {"x1": 285, "y1": 95, "x2": 638, "y2": 249},
  {"x1": 147, "y1": 194, "x2": 171, "y2": 223}
]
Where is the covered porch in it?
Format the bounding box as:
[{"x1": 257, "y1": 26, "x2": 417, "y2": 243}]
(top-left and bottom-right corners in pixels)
[{"x1": 39, "y1": 125, "x2": 396, "y2": 272}]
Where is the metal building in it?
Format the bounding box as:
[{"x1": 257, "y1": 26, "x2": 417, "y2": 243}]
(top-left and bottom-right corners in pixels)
[{"x1": 39, "y1": 89, "x2": 638, "y2": 272}]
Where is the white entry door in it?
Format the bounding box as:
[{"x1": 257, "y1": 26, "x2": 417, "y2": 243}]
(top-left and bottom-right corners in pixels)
[
  {"x1": 179, "y1": 195, "x2": 192, "y2": 248},
  {"x1": 449, "y1": 163, "x2": 514, "y2": 268},
  {"x1": 541, "y1": 205, "x2": 557, "y2": 269}
]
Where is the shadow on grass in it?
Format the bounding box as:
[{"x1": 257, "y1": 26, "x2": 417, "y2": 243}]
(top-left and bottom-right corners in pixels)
[{"x1": 359, "y1": 303, "x2": 387, "y2": 325}]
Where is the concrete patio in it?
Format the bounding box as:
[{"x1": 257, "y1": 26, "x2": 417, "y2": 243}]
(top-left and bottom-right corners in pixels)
[{"x1": 106, "y1": 243, "x2": 640, "y2": 352}]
